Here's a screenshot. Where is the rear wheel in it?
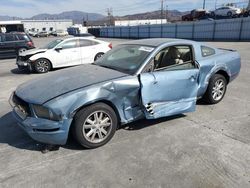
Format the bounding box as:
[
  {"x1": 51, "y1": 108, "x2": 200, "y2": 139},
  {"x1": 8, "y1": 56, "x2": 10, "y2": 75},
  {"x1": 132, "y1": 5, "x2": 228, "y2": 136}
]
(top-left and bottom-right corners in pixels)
[
  {"x1": 203, "y1": 74, "x2": 227, "y2": 104},
  {"x1": 227, "y1": 11, "x2": 233, "y2": 17},
  {"x1": 34, "y1": 58, "x2": 51, "y2": 73},
  {"x1": 73, "y1": 103, "x2": 118, "y2": 149},
  {"x1": 94, "y1": 52, "x2": 104, "y2": 61}
]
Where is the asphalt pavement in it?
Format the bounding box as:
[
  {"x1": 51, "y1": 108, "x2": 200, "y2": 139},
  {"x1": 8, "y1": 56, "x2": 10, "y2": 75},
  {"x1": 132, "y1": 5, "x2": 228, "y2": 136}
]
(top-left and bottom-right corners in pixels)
[{"x1": 0, "y1": 37, "x2": 249, "y2": 188}]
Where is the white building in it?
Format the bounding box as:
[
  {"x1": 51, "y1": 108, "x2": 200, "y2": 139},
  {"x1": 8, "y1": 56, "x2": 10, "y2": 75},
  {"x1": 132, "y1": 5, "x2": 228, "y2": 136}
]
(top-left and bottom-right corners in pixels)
[
  {"x1": 115, "y1": 19, "x2": 168, "y2": 26},
  {"x1": 22, "y1": 20, "x2": 73, "y2": 32},
  {"x1": 0, "y1": 21, "x2": 24, "y2": 33}
]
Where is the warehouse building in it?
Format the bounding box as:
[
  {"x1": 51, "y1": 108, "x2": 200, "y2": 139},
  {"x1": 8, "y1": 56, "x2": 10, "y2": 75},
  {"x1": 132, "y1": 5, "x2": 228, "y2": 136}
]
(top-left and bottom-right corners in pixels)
[
  {"x1": 0, "y1": 20, "x2": 73, "y2": 33},
  {"x1": 0, "y1": 21, "x2": 24, "y2": 33},
  {"x1": 22, "y1": 20, "x2": 73, "y2": 32}
]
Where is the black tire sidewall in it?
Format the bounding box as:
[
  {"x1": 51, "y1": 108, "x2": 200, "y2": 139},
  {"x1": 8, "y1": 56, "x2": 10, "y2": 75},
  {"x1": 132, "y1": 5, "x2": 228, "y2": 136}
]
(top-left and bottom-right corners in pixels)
[
  {"x1": 204, "y1": 74, "x2": 227, "y2": 104},
  {"x1": 73, "y1": 103, "x2": 118, "y2": 149}
]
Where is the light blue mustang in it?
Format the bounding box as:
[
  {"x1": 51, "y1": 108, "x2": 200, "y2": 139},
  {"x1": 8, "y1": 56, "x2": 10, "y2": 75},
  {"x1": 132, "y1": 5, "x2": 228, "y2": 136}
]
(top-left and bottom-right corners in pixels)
[{"x1": 10, "y1": 38, "x2": 241, "y2": 148}]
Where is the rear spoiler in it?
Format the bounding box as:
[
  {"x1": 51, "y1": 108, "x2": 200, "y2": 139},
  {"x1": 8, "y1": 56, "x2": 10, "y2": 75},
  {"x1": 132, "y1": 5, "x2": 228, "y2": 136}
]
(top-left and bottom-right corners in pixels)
[{"x1": 218, "y1": 48, "x2": 236, "y2": 52}]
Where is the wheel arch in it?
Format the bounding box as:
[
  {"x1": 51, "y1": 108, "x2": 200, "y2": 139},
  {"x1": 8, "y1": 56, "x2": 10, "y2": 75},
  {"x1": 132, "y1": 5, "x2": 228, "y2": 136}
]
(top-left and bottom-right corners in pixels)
[
  {"x1": 71, "y1": 99, "x2": 121, "y2": 126},
  {"x1": 215, "y1": 70, "x2": 230, "y2": 84},
  {"x1": 94, "y1": 52, "x2": 105, "y2": 61},
  {"x1": 33, "y1": 57, "x2": 53, "y2": 69}
]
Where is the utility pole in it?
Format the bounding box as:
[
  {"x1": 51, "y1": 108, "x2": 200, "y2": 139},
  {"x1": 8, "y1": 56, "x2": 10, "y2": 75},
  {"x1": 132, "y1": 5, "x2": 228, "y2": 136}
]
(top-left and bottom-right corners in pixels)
[
  {"x1": 160, "y1": 0, "x2": 165, "y2": 25},
  {"x1": 106, "y1": 8, "x2": 113, "y2": 26},
  {"x1": 203, "y1": 0, "x2": 206, "y2": 9},
  {"x1": 165, "y1": 5, "x2": 168, "y2": 22}
]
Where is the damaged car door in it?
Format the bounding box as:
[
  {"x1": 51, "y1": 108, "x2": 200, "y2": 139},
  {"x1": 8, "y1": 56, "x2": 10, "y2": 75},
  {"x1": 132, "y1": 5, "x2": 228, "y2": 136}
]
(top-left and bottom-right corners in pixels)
[{"x1": 140, "y1": 45, "x2": 199, "y2": 119}]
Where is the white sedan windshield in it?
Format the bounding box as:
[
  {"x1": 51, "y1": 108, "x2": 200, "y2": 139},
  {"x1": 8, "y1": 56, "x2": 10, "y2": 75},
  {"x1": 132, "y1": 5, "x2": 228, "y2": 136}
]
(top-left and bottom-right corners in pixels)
[{"x1": 43, "y1": 39, "x2": 63, "y2": 49}]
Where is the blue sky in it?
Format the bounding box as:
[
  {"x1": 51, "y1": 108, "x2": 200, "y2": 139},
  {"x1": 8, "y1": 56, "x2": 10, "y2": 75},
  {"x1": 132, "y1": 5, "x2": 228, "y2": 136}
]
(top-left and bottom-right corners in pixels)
[{"x1": 0, "y1": 0, "x2": 248, "y2": 17}]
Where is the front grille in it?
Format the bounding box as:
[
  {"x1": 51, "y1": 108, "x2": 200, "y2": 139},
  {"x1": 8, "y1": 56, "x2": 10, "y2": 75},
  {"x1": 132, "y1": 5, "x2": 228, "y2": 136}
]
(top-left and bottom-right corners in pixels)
[
  {"x1": 17, "y1": 55, "x2": 30, "y2": 62},
  {"x1": 12, "y1": 93, "x2": 31, "y2": 116}
]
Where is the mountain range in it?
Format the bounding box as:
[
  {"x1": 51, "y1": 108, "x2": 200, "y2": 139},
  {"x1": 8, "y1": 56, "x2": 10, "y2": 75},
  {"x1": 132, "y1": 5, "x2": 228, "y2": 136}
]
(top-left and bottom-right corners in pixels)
[{"x1": 0, "y1": 10, "x2": 189, "y2": 24}]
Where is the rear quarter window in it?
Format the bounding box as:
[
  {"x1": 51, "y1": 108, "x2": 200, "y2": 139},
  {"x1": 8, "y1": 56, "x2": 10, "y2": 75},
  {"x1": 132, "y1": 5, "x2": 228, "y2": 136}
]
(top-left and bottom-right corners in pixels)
[
  {"x1": 201, "y1": 46, "x2": 216, "y2": 57},
  {"x1": 17, "y1": 34, "x2": 30, "y2": 41}
]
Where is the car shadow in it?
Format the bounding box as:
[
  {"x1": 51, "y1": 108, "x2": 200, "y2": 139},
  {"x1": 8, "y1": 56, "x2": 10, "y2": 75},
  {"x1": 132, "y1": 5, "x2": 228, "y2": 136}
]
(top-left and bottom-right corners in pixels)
[
  {"x1": 11, "y1": 68, "x2": 31, "y2": 74},
  {"x1": 121, "y1": 114, "x2": 185, "y2": 131},
  {"x1": 10, "y1": 66, "x2": 73, "y2": 75},
  {"x1": 0, "y1": 111, "x2": 186, "y2": 153}
]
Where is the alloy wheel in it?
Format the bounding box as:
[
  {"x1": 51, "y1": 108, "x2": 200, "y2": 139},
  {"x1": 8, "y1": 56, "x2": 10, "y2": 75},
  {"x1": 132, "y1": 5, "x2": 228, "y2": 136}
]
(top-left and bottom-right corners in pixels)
[
  {"x1": 212, "y1": 79, "x2": 225, "y2": 101},
  {"x1": 82, "y1": 111, "x2": 112, "y2": 143},
  {"x1": 36, "y1": 60, "x2": 50, "y2": 73}
]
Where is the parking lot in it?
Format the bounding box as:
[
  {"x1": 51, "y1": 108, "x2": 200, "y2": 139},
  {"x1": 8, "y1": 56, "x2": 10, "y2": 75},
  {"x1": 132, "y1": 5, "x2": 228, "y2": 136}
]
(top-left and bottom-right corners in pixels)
[{"x1": 0, "y1": 37, "x2": 249, "y2": 187}]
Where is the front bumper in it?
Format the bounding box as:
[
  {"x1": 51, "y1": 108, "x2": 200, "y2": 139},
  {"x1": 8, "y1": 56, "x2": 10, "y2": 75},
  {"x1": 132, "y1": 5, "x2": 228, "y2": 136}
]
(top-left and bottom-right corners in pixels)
[
  {"x1": 9, "y1": 93, "x2": 72, "y2": 145},
  {"x1": 16, "y1": 58, "x2": 33, "y2": 71},
  {"x1": 12, "y1": 110, "x2": 72, "y2": 145},
  {"x1": 16, "y1": 57, "x2": 29, "y2": 67}
]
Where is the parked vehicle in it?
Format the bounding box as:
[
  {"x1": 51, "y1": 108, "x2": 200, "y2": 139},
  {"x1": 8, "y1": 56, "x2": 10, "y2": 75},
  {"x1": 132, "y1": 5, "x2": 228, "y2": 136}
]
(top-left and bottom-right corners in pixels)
[
  {"x1": 10, "y1": 38, "x2": 241, "y2": 148},
  {"x1": 73, "y1": 33, "x2": 95, "y2": 39},
  {"x1": 182, "y1": 9, "x2": 209, "y2": 21},
  {"x1": 211, "y1": 6, "x2": 241, "y2": 17},
  {"x1": 241, "y1": 0, "x2": 250, "y2": 17},
  {"x1": 0, "y1": 32, "x2": 35, "y2": 58},
  {"x1": 16, "y1": 37, "x2": 112, "y2": 73},
  {"x1": 51, "y1": 30, "x2": 68, "y2": 37},
  {"x1": 28, "y1": 31, "x2": 38, "y2": 37},
  {"x1": 34, "y1": 31, "x2": 49, "y2": 38}
]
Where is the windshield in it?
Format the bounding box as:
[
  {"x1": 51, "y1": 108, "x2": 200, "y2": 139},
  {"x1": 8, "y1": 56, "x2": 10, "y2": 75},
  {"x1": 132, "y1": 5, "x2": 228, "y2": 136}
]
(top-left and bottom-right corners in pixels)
[
  {"x1": 94, "y1": 44, "x2": 154, "y2": 74},
  {"x1": 43, "y1": 39, "x2": 63, "y2": 49}
]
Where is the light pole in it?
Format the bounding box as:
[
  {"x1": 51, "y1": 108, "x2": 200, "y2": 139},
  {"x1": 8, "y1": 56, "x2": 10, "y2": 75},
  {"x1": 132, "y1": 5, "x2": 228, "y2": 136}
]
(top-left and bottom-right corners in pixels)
[{"x1": 203, "y1": 0, "x2": 206, "y2": 9}]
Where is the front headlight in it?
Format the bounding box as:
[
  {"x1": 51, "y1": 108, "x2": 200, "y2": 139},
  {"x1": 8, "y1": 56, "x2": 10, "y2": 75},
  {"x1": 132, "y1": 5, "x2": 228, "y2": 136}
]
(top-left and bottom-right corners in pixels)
[{"x1": 32, "y1": 105, "x2": 61, "y2": 121}]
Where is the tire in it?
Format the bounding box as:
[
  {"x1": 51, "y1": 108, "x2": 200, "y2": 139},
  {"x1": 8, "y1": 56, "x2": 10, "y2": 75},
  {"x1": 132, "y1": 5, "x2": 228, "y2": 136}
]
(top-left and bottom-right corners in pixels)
[
  {"x1": 94, "y1": 52, "x2": 104, "y2": 61},
  {"x1": 73, "y1": 103, "x2": 118, "y2": 149},
  {"x1": 227, "y1": 11, "x2": 232, "y2": 17},
  {"x1": 34, "y1": 58, "x2": 51, "y2": 73},
  {"x1": 203, "y1": 74, "x2": 227, "y2": 104}
]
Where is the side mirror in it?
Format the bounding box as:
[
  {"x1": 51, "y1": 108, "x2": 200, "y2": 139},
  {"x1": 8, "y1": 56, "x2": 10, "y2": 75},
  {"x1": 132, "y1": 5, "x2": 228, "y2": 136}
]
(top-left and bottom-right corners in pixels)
[{"x1": 55, "y1": 47, "x2": 62, "y2": 51}]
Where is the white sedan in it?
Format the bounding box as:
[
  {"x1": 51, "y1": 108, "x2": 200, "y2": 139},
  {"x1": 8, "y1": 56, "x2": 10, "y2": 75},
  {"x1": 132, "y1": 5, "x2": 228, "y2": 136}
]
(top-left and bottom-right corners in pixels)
[
  {"x1": 211, "y1": 6, "x2": 241, "y2": 17},
  {"x1": 17, "y1": 37, "x2": 112, "y2": 73}
]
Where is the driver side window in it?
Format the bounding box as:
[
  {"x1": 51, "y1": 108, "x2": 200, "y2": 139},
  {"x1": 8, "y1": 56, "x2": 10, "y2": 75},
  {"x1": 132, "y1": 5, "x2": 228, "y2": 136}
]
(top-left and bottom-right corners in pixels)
[
  {"x1": 153, "y1": 45, "x2": 196, "y2": 71},
  {"x1": 58, "y1": 39, "x2": 79, "y2": 49}
]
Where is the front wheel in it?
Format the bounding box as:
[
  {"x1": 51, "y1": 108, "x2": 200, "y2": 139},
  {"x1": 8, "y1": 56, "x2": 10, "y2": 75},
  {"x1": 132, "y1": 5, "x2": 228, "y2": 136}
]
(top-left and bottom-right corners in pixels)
[
  {"x1": 34, "y1": 58, "x2": 51, "y2": 73},
  {"x1": 73, "y1": 103, "x2": 118, "y2": 149},
  {"x1": 203, "y1": 74, "x2": 227, "y2": 104}
]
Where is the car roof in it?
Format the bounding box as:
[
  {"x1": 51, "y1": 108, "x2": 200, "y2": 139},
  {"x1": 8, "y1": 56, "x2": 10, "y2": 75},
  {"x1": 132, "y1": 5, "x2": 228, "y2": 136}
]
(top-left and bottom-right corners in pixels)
[{"x1": 122, "y1": 38, "x2": 194, "y2": 47}]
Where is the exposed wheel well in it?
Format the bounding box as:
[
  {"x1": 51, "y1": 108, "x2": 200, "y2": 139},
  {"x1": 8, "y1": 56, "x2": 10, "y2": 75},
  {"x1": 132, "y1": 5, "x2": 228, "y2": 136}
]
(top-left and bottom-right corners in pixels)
[
  {"x1": 215, "y1": 70, "x2": 230, "y2": 84},
  {"x1": 73, "y1": 100, "x2": 121, "y2": 125}
]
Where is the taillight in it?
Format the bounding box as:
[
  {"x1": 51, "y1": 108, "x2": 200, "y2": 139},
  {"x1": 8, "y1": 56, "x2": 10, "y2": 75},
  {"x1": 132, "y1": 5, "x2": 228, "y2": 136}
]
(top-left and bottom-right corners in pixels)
[
  {"x1": 108, "y1": 43, "x2": 112, "y2": 49},
  {"x1": 27, "y1": 41, "x2": 34, "y2": 47}
]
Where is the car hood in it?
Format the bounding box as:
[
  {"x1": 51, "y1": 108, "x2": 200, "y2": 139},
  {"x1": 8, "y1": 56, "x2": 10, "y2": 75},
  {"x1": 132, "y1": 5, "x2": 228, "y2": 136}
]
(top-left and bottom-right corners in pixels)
[
  {"x1": 19, "y1": 48, "x2": 47, "y2": 56},
  {"x1": 15, "y1": 64, "x2": 127, "y2": 104}
]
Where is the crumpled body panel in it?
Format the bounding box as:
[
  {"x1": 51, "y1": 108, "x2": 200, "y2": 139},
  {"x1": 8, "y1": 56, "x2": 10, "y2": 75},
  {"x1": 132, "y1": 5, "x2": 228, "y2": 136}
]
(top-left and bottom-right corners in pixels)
[{"x1": 45, "y1": 75, "x2": 143, "y2": 125}]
